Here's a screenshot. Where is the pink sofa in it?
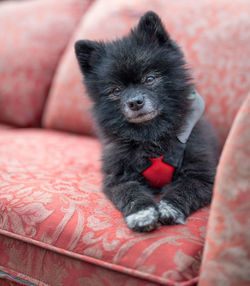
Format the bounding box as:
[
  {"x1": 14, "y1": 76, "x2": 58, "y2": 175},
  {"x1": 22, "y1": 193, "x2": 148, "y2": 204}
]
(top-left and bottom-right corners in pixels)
[{"x1": 0, "y1": 0, "x2": 249, "y2": 285}]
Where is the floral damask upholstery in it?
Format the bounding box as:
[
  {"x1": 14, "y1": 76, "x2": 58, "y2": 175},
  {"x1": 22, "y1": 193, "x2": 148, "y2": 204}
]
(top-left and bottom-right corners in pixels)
[
  {"x1": 0, "y1": 129, "x2": 209, "y2": 285},
  {"x1": 0, "y1": 0, "x2": 249, "y2": 285}
]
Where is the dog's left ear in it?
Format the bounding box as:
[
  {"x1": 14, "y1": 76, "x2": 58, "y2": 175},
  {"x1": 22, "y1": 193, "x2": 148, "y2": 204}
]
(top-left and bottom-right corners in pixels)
[{"x1": 135, "y1": 11, "x2": 169, "y2": 45}]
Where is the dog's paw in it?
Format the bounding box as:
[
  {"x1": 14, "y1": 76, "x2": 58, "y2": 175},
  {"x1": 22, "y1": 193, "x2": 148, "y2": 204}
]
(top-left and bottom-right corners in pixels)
[
  {"x1": 125, "y1": 207, "x2": 159, "y2": 232},
  {"x1": 158, "y1": 200, "x2": 186, "y2": 225}
]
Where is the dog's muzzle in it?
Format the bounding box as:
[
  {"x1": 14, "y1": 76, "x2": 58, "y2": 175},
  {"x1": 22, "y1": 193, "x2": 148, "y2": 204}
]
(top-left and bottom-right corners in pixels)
[{"x1": 123, "y1": 96, "x2": 158, "y2": 123}]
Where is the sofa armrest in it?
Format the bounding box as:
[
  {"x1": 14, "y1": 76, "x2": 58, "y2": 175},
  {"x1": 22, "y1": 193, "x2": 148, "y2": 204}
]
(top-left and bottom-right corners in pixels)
[{"x1": 199, "y1": 94, "x2": 250, "y2": 286}]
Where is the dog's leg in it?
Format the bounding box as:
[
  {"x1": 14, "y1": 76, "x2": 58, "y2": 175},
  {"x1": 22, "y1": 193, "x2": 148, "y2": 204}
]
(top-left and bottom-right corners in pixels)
[
  {"x1": 103, "y1": 177, "x2": 159, "y2": 232},
  {"x1": 158, "y1": 119, "x2": 218, "y2": 225},
  {"x1": 158, "y1": 176, "x2": 213, "y2": 225},
  {"x1": 158, "y1": 144, "x2": 216, "y2": 225}
]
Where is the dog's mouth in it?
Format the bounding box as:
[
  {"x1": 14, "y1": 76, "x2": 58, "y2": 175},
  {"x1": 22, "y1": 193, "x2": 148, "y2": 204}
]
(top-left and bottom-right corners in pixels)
[{"x1": 127, "y1": 110, "x2": 158, "y2": 123}]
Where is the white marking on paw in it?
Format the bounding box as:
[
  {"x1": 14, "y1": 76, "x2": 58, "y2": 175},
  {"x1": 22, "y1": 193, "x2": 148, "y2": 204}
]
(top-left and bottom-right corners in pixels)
[
  {"x1": 158, "y1": 200, "x2": 185, "y2": 224},
  {"x1": 125, "y1": 207, "x2": 158, "y2": 230}
]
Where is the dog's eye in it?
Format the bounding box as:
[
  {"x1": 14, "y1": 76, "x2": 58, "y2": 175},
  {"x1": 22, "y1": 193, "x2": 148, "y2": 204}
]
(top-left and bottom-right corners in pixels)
[
  {"x1": 112, "y1": 87, "x2": 121, "y2": 96},
  {"x1": 144, "y1": 76, "x2": 155, "y2": 85}
]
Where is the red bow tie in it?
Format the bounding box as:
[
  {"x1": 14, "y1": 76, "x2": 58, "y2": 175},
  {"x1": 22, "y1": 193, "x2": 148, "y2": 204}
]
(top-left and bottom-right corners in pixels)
[
  {"x1": 140, "y1": 140, "x2": 186, "y2": 188},
  {"x1": 142, "y1": 155, "x2": 175, "y2": 188}
]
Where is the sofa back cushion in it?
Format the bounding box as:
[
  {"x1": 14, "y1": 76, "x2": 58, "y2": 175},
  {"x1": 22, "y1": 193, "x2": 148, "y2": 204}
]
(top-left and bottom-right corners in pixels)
[
  {"x1": 42, "y1": 0, "x2": 250, "y2": 144},
  {"x1": 0, "y1": 0, "x2": 93, "y2": 127}
]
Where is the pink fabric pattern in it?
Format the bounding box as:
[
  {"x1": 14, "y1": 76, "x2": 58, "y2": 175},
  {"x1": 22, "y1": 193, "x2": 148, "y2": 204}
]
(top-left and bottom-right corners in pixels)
[
  {"x1": 43, "y1": 0, "x2": 250, "y2": 145},
  {"x1": 0, "y1": 0, "x2": 249, "y2": 285},
  {"x1": 0, "y1": 129, "x2": 209, "y2": 285},
  {"x1": 199, "y1": 95, "x2": 250, "y2": 286},
  {"x1": 0, "y1": 0, "x2": 93, "y2": 127}
]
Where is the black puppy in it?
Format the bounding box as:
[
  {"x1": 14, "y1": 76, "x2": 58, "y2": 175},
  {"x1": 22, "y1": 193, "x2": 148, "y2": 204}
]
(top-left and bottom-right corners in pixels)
[{"x1": 75, "y1": 11, "x2": 218, "y2": 232}]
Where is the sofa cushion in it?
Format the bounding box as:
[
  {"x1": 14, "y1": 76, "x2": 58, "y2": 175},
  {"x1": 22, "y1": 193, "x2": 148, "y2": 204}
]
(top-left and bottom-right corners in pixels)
[
  {"x1": 0, "y1": 124, "x2": 13, "y2": 130},
  {"x1": 0, "y1": 0, "x2": 93, "y2": 127},
  {"x1": 42, "y1": 0, "x2": 250, "y2": 145},
  {"x1": 0, "y1": 129, "x2": 209, "y2": 285},
  {"x1": 199, "y1": 95, "x2": 250, "y2": 286}
]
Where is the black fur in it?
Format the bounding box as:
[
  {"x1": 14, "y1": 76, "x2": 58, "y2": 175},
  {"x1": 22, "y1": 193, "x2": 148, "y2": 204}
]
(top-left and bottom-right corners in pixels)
[{"x1": 75, "y1": 11, "x2": 218, "y2": 232}]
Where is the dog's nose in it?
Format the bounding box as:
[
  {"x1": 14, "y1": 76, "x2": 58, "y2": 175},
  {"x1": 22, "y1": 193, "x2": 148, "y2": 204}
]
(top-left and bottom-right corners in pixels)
[{"x1": 127, "y1": 96, "x2": 144, "y2": 111}]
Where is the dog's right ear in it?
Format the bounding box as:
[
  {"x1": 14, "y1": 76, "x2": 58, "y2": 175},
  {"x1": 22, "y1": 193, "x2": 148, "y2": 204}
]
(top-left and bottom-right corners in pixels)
[
  {"x1": 75, "y1": 40, "x2": 104, "y2": 74},
  {"x1": 135, "y1": 11, "x2": 169, "y2": 46}
]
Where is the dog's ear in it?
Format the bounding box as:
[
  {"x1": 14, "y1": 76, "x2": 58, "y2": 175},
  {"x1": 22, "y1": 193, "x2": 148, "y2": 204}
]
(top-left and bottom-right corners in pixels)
[
  {"x1": 135, "y1": 11, "x2": 169, "y2": 45},
  {"x1": 75, "y1": 40, "x2": 104, "y2": 74}
]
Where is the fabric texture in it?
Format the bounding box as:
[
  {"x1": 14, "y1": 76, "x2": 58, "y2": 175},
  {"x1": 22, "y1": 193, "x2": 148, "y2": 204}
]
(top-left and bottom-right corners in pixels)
[
  {"x1": 0, "y1": 129, "x2": 209, "y2": 286},
  {"x1": 199, "y1": 94, "x2": 250, "y2": 286},
  {"x1": 0, "y1": 0, "x2": 93, "y2": 127},
  {"x1": 42, "y1": 0, "x2": 250, "y2": 145},
  {"x1": 0, "y1": 0, "x2": 249, "y2": 285},
  {"x1": 0, "y1": 124, "x2": 13, "y2": 130}
]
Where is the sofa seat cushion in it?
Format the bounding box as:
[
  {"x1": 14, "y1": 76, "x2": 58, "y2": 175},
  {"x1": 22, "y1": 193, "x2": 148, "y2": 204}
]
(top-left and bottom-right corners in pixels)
[{"x1": 0, "y1": 129, "x2": 209, "y2": 286}]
